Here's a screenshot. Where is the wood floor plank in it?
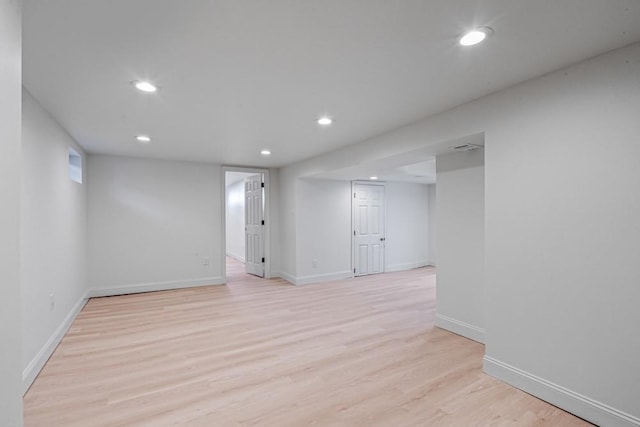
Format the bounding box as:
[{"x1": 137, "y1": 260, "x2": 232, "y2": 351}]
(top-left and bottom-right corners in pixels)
[{"x1": 23, "y1": 259, "x2": 591, "y2": 426}]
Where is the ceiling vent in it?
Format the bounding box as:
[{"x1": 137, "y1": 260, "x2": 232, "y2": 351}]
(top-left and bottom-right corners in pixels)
[{"x1": 452, "y1": 143, "x2": 483, "y2": 152}]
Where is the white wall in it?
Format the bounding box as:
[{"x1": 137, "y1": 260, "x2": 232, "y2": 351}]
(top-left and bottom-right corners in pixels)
[
  {"x1": 0, "y1": 0, "x2": 23, "y2": 424},
  {"x1": 225, "y1": 178, "x2": 246, "y2": 262},
  {"x1": 427, "y1": 183, "x2": 436, "y2": 265},
  {"x1": 21, "y1": 90, "x2": 88, "y2": 390},
  {"x1": 434, "y1": 149, "x2": 485, "y2": 343},
  {"x1": 267, "y1": 168, "x2": 281, "y2": 277},
  {"x1": 87, "y1": 155, "x2": 223, "y2": 294},
  {"x1": 296, "y1": 179, "x2": 352, "y2": 283},
  {"x1": 482, "y1": 49, "x2": 640, "y2": 425},
  {"x1": 290, "y1": 178, "x2": 431, "y2": 284},
  {"x1": 278, "y1": 167, "x2": 298, "y2": 281},
  {"x1": 386, "y1": 182, "x2": 430, "y2": 272},
  {"x1": 277, "y1": 43, "x2": 640, "y2": 425}
]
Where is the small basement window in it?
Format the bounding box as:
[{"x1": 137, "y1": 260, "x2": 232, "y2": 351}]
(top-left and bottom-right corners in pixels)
[{"x1": 68, "y1": 147, "x2": 82, "y2": 184}]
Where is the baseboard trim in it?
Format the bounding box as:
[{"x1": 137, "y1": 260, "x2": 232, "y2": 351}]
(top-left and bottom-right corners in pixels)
[
  {"x1": 278, "y1": 271, "x2": 296, "y2": 285},
  {"x1": 279, "y1": 270, "x2": 355, "y2": 286},
  {"x1": 386, "y1": 260, "x2": 430, "y2": 272},
  {"x1": 22, "y1": 290, "x2": 90, "y2": 395},
  {"x1": 266, "y1": 271, "x2": 283, "y2": 280},
  {"x1": 483, "y1": 356, "x2": 640, "y2": 427},
  {"x1": 88, "y1": 276, "x2": 225, "y2": 298},
  {"x1": 226, "y1": 251, "x2": 245, "y2": 263},
  {"x1": 22, "y1": 276, "x2": 226, "y2": 394},
  {"x1": 435, "y1": 313, "x2": 485, "y2": 344},
  {"x1": 295, "y1": 270, "x2": 354, "y2": 286}
]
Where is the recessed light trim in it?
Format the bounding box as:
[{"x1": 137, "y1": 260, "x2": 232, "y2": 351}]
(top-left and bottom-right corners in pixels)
[
  {"x1": 459, "y1": 27, "x2": 493, "y2": 46},
  {"x1": 260, "y1": 149, "x2": 271, "y2": 156},
  {"x1": 136, "y1": 135, "x2": 151, "y2": 143},
  {"x1": 369, "y1": 176, "x2": 378, "y2": 180},
  {"x1": 317, "y1": 116, "x2": 333, "y2": 126},
  {"x1": 132, "y1": 80, "x2": 158, "y2": 93}
]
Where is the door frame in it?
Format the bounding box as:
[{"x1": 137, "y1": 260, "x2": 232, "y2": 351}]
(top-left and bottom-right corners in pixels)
[
  {"x1": 351, "y1": 180, "x2": 387, "y2": 276},
  {"x1": 221, "y1": 166, "x2": 272, "y2": 282}
]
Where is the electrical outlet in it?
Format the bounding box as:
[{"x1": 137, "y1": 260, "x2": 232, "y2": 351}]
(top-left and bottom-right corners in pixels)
[
  {"x1": 202, "y1": 257, "x2": 210, "y2": 266},
  {"x1": 312, "y1": 259, "x2": 318, "y2": 268},
  {"x1": 49, "y1": 293, "x2": 55, "y2": 311}
]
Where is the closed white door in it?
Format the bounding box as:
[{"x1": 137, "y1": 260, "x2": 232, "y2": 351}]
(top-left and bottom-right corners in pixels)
[
  {"x1": 353, "y1": 183, "x2": 385, "y2": 276},
  {"x1": 244, "y1": 175, "x2": 264, "y2": 277}
]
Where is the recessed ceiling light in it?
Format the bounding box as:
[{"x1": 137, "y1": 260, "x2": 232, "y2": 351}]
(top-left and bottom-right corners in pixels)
[
  {"x1": 132, "y1": 80, "x2": 158, "y2": 93},
  {"x1": 459, "y1": 27, "x2": 493, "y2": 46},
  {"x1": 136, "y1": 135, "x2": 151, "y2": 143},
  {"x1": 317, "y1": 116, "x2": 333, "y2": 126},
  {"x1": 260, "y1": 149, "x2": 271, "y2": 156},
  {"x1": 369, "y1": 176, "x2": 378, "y2": 180}
]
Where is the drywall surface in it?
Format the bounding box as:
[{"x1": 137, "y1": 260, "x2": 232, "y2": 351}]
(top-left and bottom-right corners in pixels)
[
  {"x1": 481, "y1": 47, "x2": 640, "y2": 425},
  {"x1": 427, "y1": 183, "x2": 436, "y2": 265},
  {"x1": 435, "y1": 150, "x2": 484, "y2": 343},
  {"x1": 88, "y1": 155, "x2": 222, "y2": 294},
  {"x1": 385, "y1": 182, "x2": 430, "y2": 271},
  {"x1": 292, "y1": 179, "x2": 431, "y2": 283},
  {"x1": 0, "y1": 0, "x2": 23, "y2": 424},
  {"x1": 21, "y1": 90, "x2": 88, "y2": 389},
  {"x1": 267, "y1": 168, "x2": 281, "y2": 277},
  {"x1": 278, "y1": 43, "x2": 640, "y2": 425},
  {"x1": 296, "y1": 179, "x2": 352, "y2": 282},
  {"x1": 278, "y1": 167, "x2": 298, "y2": 281}
]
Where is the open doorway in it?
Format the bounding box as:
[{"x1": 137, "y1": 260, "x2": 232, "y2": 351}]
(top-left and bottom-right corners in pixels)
[{"x1": 222, "y1": 167, "x2": 271, "y2": 282}]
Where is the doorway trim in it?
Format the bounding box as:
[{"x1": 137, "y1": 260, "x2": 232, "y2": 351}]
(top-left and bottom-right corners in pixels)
[
  {"x1": 351, "y1": 180, "x2": 387, "y2": 276},
  {"x1": 221, "y1": 166, "x2": 272, "y2": 282}
]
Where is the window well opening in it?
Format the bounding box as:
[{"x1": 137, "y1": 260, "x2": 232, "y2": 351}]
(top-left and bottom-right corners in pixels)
[{"x1": 68, "y1": 147, "x2": 82, "y2": 183}]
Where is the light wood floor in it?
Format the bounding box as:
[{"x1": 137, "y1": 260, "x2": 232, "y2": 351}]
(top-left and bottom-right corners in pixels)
[{"x1": 24, "y1": 259, "x2": 591, "y2": 426}]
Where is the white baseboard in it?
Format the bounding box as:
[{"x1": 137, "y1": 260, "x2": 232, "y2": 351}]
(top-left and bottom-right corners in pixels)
[
  {"x1": 386, "y1": 260, "x2": 431, "y2": 273},
  {"x1": 279, "y1": 271, "x2": 296, "y2": 285},
  {"x1": 266, "y1": 271, "x2": 282, "y2": 280},
  {"x1": 226, "y1": 251, "x2": 245, "y2": 263},
  {"x1": 22, "y1": 276, "x2": 226, "y2": 394},
  {"x1": 295, "y1": 270, "x2": 354, "y2": 286},
  {"x1": 22, "y1": 290, "x2": 89, "y2": 395},
  {"x1": 435, "y1": 313, "x2": 485, "y2": 344},
  {"x1": 483, "y1": 356, "x2": 640, "y2": 427},
  {"x1": 88, "y1": 276, "x2": 225, "y2": 298}
]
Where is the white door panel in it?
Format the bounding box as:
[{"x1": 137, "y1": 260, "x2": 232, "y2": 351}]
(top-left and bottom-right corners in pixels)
[
  {"x1": 353, "y1": 183, "x2": 385, "y2": 276},
  {"x1": 245, "y1": 175, "x2": 264, "y2": 277}
]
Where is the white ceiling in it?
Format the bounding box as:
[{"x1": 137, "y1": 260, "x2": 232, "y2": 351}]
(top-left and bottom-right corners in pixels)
[
  {"x1": 312, "y1": 156, "x2": 438, "y2": 184},
  {"x1": 309, "y1": 132, "x2": 484, "y2": 183},
  {"x1": 23, "y1": 1, "x2": 640, "y2": 168}
]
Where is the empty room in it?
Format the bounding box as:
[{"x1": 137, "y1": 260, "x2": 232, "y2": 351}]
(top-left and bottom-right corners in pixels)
[{"x1": 2, "y1": 1, "x2": 640, "y2": 426}]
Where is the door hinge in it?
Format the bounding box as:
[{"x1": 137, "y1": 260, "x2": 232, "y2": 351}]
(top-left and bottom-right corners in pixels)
[
  {"x1": 261, "y1": 220, "x2": 265, "y2": 225},
  {"x1": 262, "y1": 257, "x2": 265, "y2": 263},
  {"x1": 353, "y1": 268, "x2": 356, "y2": 274},
  {"x1": 353, "y1": 230, "x2": 356, "y2": 236},
  {"x1": 261, "y1": 182, "x2": 265, "y2": 188},
  {"x1": 354, "y1": 192, "x2": 356, "y2": 198}
]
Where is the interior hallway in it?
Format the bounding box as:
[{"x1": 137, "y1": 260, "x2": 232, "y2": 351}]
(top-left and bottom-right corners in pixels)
[
  {"x1": 23, "y1": 267, "x2": 590, "y2": 426},
  {"x1": 225, "y1": 256, "x2": 254, "y2": 282}
]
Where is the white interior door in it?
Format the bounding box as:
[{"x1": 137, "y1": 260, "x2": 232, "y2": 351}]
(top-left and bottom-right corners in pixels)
[
  {"x1": 244, "y1": 174, "x2": 264, "y2": 277},
  {"x1": 353, "y1": 183, "x2": 385, "y2": 276}
]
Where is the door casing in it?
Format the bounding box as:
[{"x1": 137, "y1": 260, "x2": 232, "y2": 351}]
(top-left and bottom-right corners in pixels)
[
  {"x1": 221, "y1": 166, "x2": 271, "y2": 282},
  {"x1": 352, "y1": 181, "x2": 387, "y2": 276}
]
